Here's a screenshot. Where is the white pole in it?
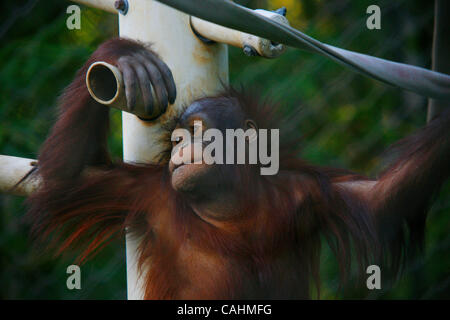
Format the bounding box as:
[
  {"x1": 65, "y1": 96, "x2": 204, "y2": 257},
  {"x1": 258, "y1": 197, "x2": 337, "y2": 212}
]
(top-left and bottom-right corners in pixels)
[{"x1": 117, "y1": 0, "x2": 228, "y2": 299}]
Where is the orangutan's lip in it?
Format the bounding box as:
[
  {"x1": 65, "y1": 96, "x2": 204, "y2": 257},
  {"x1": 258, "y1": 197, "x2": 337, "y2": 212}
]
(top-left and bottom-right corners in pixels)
[{"x1": 172, "y1": 163, "x2": 186, "y2": 173}]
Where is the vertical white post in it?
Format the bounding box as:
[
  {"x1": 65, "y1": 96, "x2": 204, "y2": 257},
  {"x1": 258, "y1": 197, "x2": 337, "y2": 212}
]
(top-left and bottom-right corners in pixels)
[{"x1": 118, "y1": 0, "x2": 228, "y2": 299}]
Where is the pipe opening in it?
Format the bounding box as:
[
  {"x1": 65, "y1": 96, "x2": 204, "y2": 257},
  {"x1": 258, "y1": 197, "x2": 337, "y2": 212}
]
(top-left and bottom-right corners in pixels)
[{"x1": 87, "y1": 64, "x2": 118, "y2": 103}]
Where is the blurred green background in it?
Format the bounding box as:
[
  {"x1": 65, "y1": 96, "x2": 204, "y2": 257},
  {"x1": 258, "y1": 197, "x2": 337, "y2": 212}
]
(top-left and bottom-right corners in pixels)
[{"x1": 0, "y1": 0, "x2": 448, "y2": 299}]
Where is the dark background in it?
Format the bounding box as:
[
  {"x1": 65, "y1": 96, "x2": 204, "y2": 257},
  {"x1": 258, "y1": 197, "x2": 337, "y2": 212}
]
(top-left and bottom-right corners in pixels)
[{"x1": 0, "y1": 0, "x2": 448, "y2": 299}]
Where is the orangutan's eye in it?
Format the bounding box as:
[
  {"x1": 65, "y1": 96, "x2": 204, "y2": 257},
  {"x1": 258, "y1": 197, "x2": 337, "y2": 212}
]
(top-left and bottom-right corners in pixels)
[{"x1": 172, "y1": 135, "x2": 183, "y2": 147}]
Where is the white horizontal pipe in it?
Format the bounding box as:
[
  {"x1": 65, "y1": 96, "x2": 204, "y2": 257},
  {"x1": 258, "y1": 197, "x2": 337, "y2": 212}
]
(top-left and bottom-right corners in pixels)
[
  {"x1": 191, "y1": 9, "x2": 289, "y2": 58},
  {"x1": 86, "y1": 61, "x2": 161, "y2": 119},
  {"x1": 0, "y1": 155, "x2": 39, "y2": 196},
  {"x1": 0, "y1": 155, "x2": 106, "y2": 197}
]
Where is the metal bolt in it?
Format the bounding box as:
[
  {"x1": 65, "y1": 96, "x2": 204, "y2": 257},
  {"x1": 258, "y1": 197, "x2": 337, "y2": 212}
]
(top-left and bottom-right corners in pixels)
[
  {"x1": 114, "y1": 0, "x2": 129, "y2": 15},
  {"x1": 275, "y1": 7, "x2": 287, "y2": 17},
  {"x1": 243, "y1": 45, "x2": 258, "y2": 57}
]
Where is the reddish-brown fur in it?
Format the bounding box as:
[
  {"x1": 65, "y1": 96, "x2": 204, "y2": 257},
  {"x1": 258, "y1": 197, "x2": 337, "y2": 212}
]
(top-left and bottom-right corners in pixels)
[{"x1": 26, "y1": 38, "x2": 450, "y2": 299}]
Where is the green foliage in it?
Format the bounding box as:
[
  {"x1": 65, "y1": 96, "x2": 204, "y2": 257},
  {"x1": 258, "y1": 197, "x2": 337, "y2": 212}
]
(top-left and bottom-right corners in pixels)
[{"x1": 0, "y1": 0, "x2": 448, "y2": 299}]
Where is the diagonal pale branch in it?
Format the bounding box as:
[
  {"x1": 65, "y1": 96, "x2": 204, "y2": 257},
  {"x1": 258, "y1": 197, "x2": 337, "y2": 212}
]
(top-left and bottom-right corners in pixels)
[{"x1": 155, "y1": 0, "x2": 450, "y2": 100}]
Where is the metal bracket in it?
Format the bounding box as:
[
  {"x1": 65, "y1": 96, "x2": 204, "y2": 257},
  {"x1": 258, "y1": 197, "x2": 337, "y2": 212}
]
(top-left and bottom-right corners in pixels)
[{"x1": 114, "y1": 0, "x2": 128, "y2": 15}]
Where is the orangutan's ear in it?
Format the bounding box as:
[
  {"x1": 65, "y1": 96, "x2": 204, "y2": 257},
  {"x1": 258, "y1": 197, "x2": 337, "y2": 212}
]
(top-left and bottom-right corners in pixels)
[
  {"x1": 245, "y1": 119, "x2": 258, "y2": 131},
  {"x1": 245, "y1": 119, "x2": 258, "y2": 142}
]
